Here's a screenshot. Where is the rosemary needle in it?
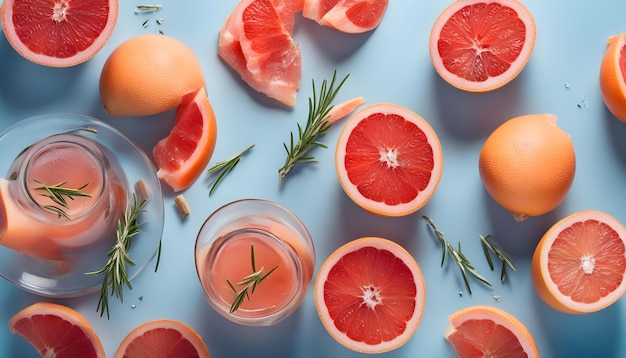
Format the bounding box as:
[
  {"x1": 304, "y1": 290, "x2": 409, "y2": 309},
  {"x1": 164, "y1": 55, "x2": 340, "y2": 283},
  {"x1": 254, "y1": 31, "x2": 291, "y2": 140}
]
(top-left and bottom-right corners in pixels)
[
  {"x1": 480, "y1": 234, "x2": 517, "y2": 282},
  {"x1": 33, "y1": 180, "x2": 91, "y2": 219},
  {"x1": 278, "y1": 70, "x2": 349, "y2": 182},
  {"x1": 422, "y1": 216, "x2": 492, "y2": 294},
  {"x1": 207, "y1": 144, "x2": 255, "y2": 195},
  {"x1": 86, "y1": 195, "x2": 147, "y2": 319},
  {"x1": 226, "y1": 244, "x2": 278, "y2": 314}
]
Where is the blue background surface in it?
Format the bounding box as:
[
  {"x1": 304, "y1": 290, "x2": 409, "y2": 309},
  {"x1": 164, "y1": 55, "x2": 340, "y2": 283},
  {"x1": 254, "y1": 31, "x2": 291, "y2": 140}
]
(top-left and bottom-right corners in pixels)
[{"x1": 2, "y1": 0, "x2": 626, "y2": 357}]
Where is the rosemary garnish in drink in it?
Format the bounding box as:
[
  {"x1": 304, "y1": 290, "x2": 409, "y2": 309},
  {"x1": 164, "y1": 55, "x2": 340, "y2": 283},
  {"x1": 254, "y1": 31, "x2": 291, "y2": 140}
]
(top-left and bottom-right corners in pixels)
[
  {"x1": 86, "y1": 195, "x2": 147, "y2": 319},
  {"x1": 480, "y1": 234, "x2": 517, "y2": 282},
  {"x1": 33, "y1": 180, "x2": 91, "y2": 219},
  {"x1": 278, "y1": 70, "x2": 349, "y2": 182},
  {"x1": 207, "y1": 144, "x2": 255, "y2": 195},
  {"x1": 423, "y1": 216, "x2": 492, "y2": 294},
  {"x1": 226, "y1": 244, "x2": 278, "y2": 314}
]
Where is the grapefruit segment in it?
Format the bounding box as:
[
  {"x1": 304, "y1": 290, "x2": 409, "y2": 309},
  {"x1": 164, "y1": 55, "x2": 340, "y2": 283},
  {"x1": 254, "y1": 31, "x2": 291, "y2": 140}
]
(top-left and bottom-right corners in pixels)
[
  {"x1": 218, "y1": 0, "x2": 302, "y2": 106},
  {"x1": 429, "y1": 0, "x2": 536, "y2": 92},
  {"x1": 531, "y1": 210, "x2": 626, "y2": 314},
  {"x1": 303, "y1": 0, "x2": 389, "y2": 33},
  {"x1": 114, "y1": 319, "x2": 210, "y2": 358},
  {"x1": 153, "y1": 87, "x2": 218, "y2": 192},
  {"x1": 9, "y1": 302, "x2": 105, "y2": 358},
  {"x1": 445, "y1": 305, "x2": 540, "y2": 358},
  {"x1": 335, "y1": 103, "x2": 443, "y2": 217},
  {"x1": 1, "y1": 0, "x2": 118, "y2": 67},
  {"x1": 314, "y1": 237, "x2": 426, "y2": 354}
]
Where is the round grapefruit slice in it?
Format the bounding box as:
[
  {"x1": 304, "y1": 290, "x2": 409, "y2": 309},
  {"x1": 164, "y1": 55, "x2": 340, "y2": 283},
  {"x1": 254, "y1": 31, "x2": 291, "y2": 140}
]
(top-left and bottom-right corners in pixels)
[
  {"x1": 303, "y1": 0, "x2": 389, "y2": 33},
  {"x1": 153, "y1": 87, "x2": 218, "y2": 192},
  {"x1": 335, "y1": 103, "x2": 443, "y2": 217},
  {"x1": 445, "y1": 305, "x2": 540, "y2": 358},
  {"x1": 1, "y1": 0, "x2": 118, "y2": 67},
  {"x1": 9, "y1": 302, "x2": 105, "y2": 358},
  {"x1": 600, "y1": 33, "x2": 626, "y2": 123},
  {"x1": 314, "y1": 237, "x2": 426, "y2": 354},
  {"x1": 114, "y1": 319, "x2": 210, "y2": 358},
  {"x1": 531, "y1": 210, "x2": 626, "y2": 314},
  {"x1": 218, "y1": 0, "x2": 302, "y2": 106},
  {"x1": 429, "y1": 0, "x2": 536, "y2": 92}
]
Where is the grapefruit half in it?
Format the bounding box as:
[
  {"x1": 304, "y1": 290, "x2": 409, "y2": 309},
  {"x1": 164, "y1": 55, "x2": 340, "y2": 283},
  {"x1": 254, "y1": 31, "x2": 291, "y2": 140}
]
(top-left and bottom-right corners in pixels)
[
  {"x1": 314, "y1": 237, "x2": 426, "y2": 354},
  {"x1": 1, "y1": 0, "x2": 118, "y2": 67},
  {"x1": 429, "y1": 0, "x2": 536, "y2": 92},
  {"x1": 335, "y1": 103, "x2": 443, "y2": 217}
]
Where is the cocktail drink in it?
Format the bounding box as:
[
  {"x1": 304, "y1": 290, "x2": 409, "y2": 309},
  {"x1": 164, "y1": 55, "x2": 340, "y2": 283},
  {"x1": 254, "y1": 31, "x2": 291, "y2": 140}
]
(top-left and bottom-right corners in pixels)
[
  {"x1": 0, "y1": 133, "x2": 126, "y2": 260},
  {"x1": 195, "y1": 199, "x2": 315, "y2": 326}
]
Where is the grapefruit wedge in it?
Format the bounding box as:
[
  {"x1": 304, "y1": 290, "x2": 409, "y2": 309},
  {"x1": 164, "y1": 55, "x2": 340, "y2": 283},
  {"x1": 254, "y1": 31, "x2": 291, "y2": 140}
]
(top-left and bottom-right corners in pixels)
[
  {"x1": 335, "y1": 103, "x2": 443, "y2": 217},
  {"x1": 429, "y1": 0, "x2": 536, "y2": 92},
  {"x1": 9, "y1": 302, "x2": 105, "y2": 358},
  {"x1": 153, "y1": 87, "x2": 218, "y2": 192},
  {"x1": 314, "y1": 237, "x2": 426, "y2": 353},
  {"x1": 1, "y1": 0, "x2": 118, "y2": 67},
  {"x1": 531, "y1": 210, "x2": 626, "y2": 314},
  {"x1": 445, "y1": 305, "x2": 540, "y2": 358},
  {"x1": 303, "y1": 0, "x2": 389, "y2": 33},
  {"x1": 600, "y1": 33, "x2": 626, "y2": 123},
  {"x1": 218, "y1": 0, "x2": 302, "y2": 106},
  {"x1": 114, "y1": 319, "x2": 210, "y2": 358}
]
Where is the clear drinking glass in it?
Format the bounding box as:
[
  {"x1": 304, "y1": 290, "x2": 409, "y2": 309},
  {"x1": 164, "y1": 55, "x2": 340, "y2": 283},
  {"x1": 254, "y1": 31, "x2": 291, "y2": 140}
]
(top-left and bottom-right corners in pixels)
[{"x1": 195, "y1": 199, "x2": 315, "y2": 326}]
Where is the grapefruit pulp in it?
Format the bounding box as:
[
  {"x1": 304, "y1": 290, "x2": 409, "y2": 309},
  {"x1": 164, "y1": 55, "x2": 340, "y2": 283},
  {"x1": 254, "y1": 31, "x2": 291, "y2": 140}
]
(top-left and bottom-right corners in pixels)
[
  {"x1": 1, "y1": 0, "x2": 118, "y2": 67},
  {"x1": 429, "y1": 0, "x2": 536, "y2": 92},
  {"x1": 153, "y1": 87, "x2": 218, "y2": 192},
  {"x1": 335, "y1": 103, "x2": 443, "y2": 217},
  {"x1": 531, "y1": 210, "x2": 626, "y2": 314},
  {"x1": 314, "y1": 237, "x2": 426, "y2": 354},
  {"x1": 303, "y1": 0, "x2": 389, "y2": 33}
]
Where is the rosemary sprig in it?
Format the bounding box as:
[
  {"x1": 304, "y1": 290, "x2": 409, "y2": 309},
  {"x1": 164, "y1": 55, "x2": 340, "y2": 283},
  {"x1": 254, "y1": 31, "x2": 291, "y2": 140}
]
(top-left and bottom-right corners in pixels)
[
  {"x1": 135, "y1": 4, "x2": 162, "y2": 12},
  {"x1": 278, "y1": 70, "x2": 349, "y2": 182},
  {"x1": 33, "y1": 180, "x2": 91, "y2": 219},
  {"x1": 423, "y1": 216, "x2": 492, "y2": 294},
  {"x1": 86, "y1": 195, "x2": 148, "y2": 319},
  {"x1": 207, "y1": 144, "x2": 255, "y2": 195},
  {"x1": 226, "y1": 245, "x2": 278, "y2": 314},
  {"x1": 480, "y1": 234, "x2": 517, "y2": 282}
]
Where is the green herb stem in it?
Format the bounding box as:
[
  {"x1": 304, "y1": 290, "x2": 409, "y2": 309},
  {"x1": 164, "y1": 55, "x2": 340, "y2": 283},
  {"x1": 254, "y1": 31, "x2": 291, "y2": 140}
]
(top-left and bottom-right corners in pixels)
[
  {"x1": 207, "y1": 144, "x2": 255, "y2": 195},
  {"x1": 226, "y1": 245, "x2": 278, "y2": 314},
  {"x1": 33, "y1": 180, "x2": 91, "y2": 219},
  {"x1": 480, "y1": 234, "x2": 517, "y2": 282}
]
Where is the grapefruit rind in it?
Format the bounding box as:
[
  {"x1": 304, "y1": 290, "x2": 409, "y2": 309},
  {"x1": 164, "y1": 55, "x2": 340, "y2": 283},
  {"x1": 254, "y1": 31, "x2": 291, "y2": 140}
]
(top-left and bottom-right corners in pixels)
[
  {"x1": 429, "y1": 0, "x2": 536, "y2": 92},
  {"x1": 114, "y1": 319, "x2": 210, "y2": 358},
  {"x1": 1, "y1": 0, "x2": 118, "y2": 67},
  {"x1": 445, "y1": 305, "x2": 539, "y2": 358},
  {"x1": 531, "y1": 210, "x2": 626, "y2": 314},
  {"x1": 335, "y1": 103, "x2": 443, "y2": 217},
  {"x1": 600, "y1": 33, "x2": 626, "y2": 123},
  {"x1": 9, "y1": 302, "x2": 106, "y2": 358},
  {"x1": 314, "y1": 237, "x2": 426, "y2": 354}
]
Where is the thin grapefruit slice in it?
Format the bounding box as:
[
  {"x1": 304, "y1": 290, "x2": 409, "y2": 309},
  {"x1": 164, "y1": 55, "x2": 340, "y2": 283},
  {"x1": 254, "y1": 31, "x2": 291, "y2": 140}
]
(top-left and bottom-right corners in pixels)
[
  {"x1": 8, "y1": 302, "x2": 105, "y2": 358},
  {"x1": 153, "y1": 87, "x2": 218, "y2": 192},
  {"x1": 218, "y1": 0, "x2": 302, "y2": 106},
  {"x1": 445, "y1": 305, "x2": 540, "y2": 358},
  {"x1": 303, "y1": 0, "x2": 389, "y2": 33},
  {"x1": 335, "y1": 103, "x2": 443, "y2": 217},
  {"x1": 429, "y1": 0, "x2": 536, "y2": 92},
  {"x1": 531, "y1": 210, "x2": 626, "y2": 314},
  {"x1": 314, "y1": 237, "x2": 426, "y2": 354},
  {"x1": 1, "y1": 0, "x2": 118, "y2": 67},
  {"x1": 114, "y1": 319, "x2": 210, "y2": 358},
  {"x1": 600, "y1": 33, "x2": 626, "y2": 123}
]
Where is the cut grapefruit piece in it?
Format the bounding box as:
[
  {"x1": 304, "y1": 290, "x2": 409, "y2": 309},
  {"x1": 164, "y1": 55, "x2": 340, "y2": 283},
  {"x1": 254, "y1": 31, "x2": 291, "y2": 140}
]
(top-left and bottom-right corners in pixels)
[
  {"x1": 531, "y1": 210, "x2": 626, "y2": 314},
  {"x1": 153, "y1": 87, "x2": 218, "y2": 192},
  {"x1": 335, "y1": 103, "x2": 443, "y2": 217},
  {"x1": 114, "y1": 319, "x2": 210, "y2": 358},
  {"x1": 303, "y1": 0, "x2": 389, "y2": 33},
  {"x1": 1, "y1": 0, "x2": 118, "y2": 67},
  {"x1": 8, "y1": 302, "x2": 105, "y2": 358},
  {"x1": 429, "y1": 0, "x2": 536, "y2": 92},
  {"x1": 445, "y1": 305, "x2": 540, "y2": 358},
  {"x1": 218, "y1": 0, "x2": 302, "y2": 106},
  {"x1": 314, "y1": 237, "x2": 426, "y2": 353},
  {"x1": 600, "y1": 33, "x2": 626, "y2": 123}
]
